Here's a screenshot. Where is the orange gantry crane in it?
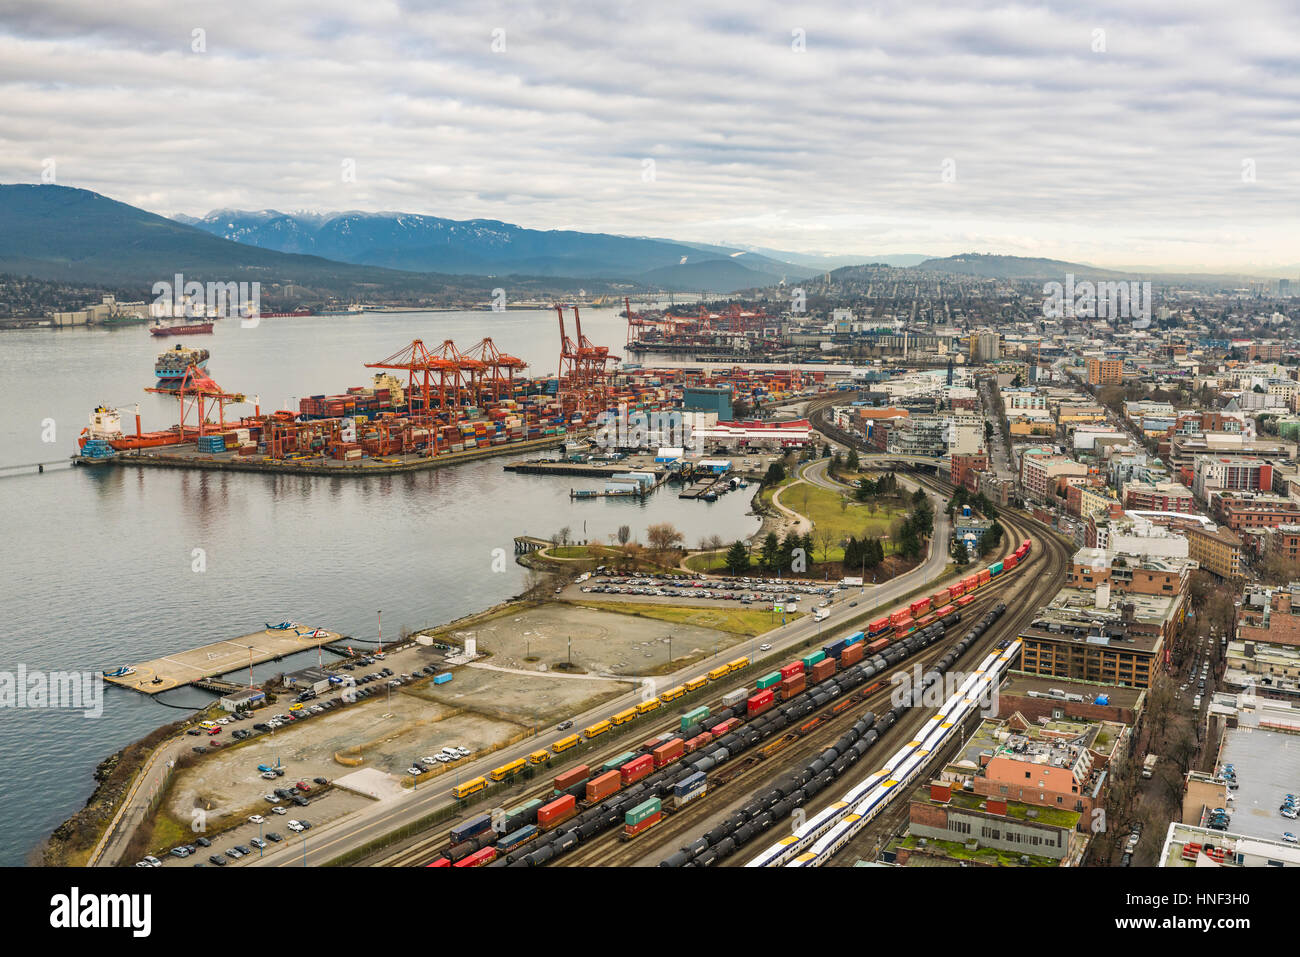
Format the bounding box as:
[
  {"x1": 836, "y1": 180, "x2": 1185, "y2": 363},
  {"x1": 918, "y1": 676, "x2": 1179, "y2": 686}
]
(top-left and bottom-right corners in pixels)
[
  {"x1": 556, "y1": 303, "x2": 618, "y2": 420},
  {"x1": 144, "y1": 365, "x2": 248, "y2": 437}
]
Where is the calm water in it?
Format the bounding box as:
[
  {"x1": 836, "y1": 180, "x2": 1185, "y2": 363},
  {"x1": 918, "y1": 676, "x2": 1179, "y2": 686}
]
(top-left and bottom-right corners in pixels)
[{"x1": 0, "y1": 309, "x2": 758, "y2": 865}]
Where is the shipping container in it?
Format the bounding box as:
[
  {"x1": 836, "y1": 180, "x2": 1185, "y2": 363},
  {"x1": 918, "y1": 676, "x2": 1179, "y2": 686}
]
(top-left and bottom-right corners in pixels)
[
  {"x1": 452, "y1": 847, "x2": 498, "y2": 867},
  {"x1": 620, "y1": 753, "x2": 655, "y2": 785},
  {"x1": 978, "y1": 569, "x2": 991, "y2": 585},
  {"x1": 962, "y1": 575, "x2": 979, "y2": 591},
  {"x1": 747, "y1": 689, "x2": 776, "y2": 717},
  {"x1": 756, "y1": 672, "x2": 782, "y2": 690},
  {"x1": 844, "y1": 631, "x2": 865, "y2": 647},
  {"x1": 935, "y1": 604, "x2": 957, "y2": 617},
  {"x1": 889, "y1": 610, "x2": 909, "y2": 626},
  {"x1": 840, "y1": 643, "x2": 864, "y2": 667},
  {"x1": 801, "y1": 650, "x2": 827, "y2": 670},
  {"x1": 779, "y1": 673, "x2": 807, "y2": 700},
  {"x1": 652, "y1": 738, "x2": 686, "y2": 769},
  {"x1": 721, "y1": 689, "x2": 748, "y2": 708},
  {"x1": 601, "y1": 751, "x2": 639, "y2": 773},
  {"x1": 867, "y1": 637, "x2": 891, "y2": 654},
  {"x1": 681, "y1": 705, "x2": 711, "y2": 730},
  {"x1": 948, "y1": 582, "x2": 966, "y2": 599},
  {"x1": 495, "y1": 824, "x2": 538, "y2": 853},
  {"x1": 432, "y1": 672, "x2": 453, "y2": 685},
  {"x1": 710, "y1": 717, "x2": 740, "y2": 738},
  {"x1": 1003, "y1": 554, "x2": 1018, "y2": 570},
  {"x1": 823, "y1": 639, "x2": 847, "y2": 659},
  {"x1": 623, "y1": 810, "x2": 663, "y2": 839},
  {"x1": 867, "y1": 617, "x2": 892, "y2": 638},
  {"x1": 553, "y1": 765, "x2": 589, "y2": 792},
  {"x1": 625, "y1": 797, "x2": 662, "y2": 826},
  {"x1": 811, "y1": 658, "x2": 837, "y2": 683},
  {"x1": 780, "y1": 662, "x2": 804, "y2": 679},
  {"x1": 585, "y1": 770, "x2": 622, "y2": 803},
  {"x1": 910, "y1": 598, "x2": 932, "y2": 618},
  {"x1": 449, "y1": 813, "x2": 493, "y2": 845},
  {"x1": 674, "y1": 770, "x2": 707, "y2": 797},
  {"x1": 537, "y1": 794, "x2": 578, "y2": 831},
  {"x1": 685, "y1": 732, "x2": 713, "y2": 753},
  {"x1": 989, "y1": 561, "x2": 1004, "y2": 576},
  {"x1": 956, "y1": 594, "x2": 975, "y2": 607},
  {"x1": 929, "y1": 591, "x2": 950, "y2": 609}
]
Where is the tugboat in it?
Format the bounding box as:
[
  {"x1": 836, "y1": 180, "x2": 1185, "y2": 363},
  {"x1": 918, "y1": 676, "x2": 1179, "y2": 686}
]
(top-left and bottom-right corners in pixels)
[{"x1": 155, "y1": 344, "x2": 210, "y2": 381}]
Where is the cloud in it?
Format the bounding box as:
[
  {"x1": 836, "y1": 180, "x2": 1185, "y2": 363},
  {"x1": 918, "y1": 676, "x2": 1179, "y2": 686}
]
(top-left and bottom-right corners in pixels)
[{"x1": 1, "y1": 0, "x2": 1299, "y2": 268}]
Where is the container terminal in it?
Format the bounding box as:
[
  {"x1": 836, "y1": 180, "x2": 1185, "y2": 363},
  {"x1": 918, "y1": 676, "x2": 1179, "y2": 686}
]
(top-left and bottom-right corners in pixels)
[{"x1": 75, "y1": 304, "x2": 833, "y2": 475}]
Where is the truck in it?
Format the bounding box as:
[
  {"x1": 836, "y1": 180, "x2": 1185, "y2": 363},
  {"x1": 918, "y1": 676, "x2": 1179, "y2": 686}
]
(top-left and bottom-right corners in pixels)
[
  {"x1": 1141, "y1": 753, "x2": 1158, "y2": 779},
  {"x1": 814, "y1": 607, "x2": 830, "y2": 622}
]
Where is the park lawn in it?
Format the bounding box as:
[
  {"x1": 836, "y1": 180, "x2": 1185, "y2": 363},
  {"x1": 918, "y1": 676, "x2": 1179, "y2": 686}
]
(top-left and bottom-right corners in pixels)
[
  {"x1": 684, "y1": 550, "x2": 729, "y2": 572},
  {"x1": 782, "y1": 481, "x2": 903, "y2": 547},
  {"x1": 570, "y1": 600, "x2": 801, "y2": 636},
  {"x1": 758, "y1": 473, "x2": 797, "y2": 510}
]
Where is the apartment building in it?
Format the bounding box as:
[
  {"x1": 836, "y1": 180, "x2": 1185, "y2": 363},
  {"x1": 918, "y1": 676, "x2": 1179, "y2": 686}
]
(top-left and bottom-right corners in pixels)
[
  {"x1": 1181, "y1": 524, "x2": 1243, "y2": 580},
  {"x1": 1214, "y1": 493, "x2": 1300, "y2": 532},
  {"x1": 1192, "y1": 456, "x2": 1275, "y2": 500},
  {"x1": 1021, "y1": 449, "x2": 1089, "y2": 502},
  {"x1": 1086, "y1": 357, "x2": 1123, "y2": 385},
  {"x1": 1122, "y1": 480, "x2": 1196, "y2": 513}
]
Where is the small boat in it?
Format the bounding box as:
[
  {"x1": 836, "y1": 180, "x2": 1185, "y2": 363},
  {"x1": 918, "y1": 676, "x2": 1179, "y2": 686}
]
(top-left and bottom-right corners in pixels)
[{"x1": 102, "y1": 667, "x2": 136, "y2": 678}]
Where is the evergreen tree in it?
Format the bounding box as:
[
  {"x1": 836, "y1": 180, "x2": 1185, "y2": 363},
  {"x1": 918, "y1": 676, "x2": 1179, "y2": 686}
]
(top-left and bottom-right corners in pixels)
[
  {"x1": 760, "y1": 532, "x2": 780, "y2": 571},
  {"x1": 725, "y1": 540, "x2": 750, "y2": 574},
  {"x1": 846, "y1": 447, "x2": 860, "y2": 471}
]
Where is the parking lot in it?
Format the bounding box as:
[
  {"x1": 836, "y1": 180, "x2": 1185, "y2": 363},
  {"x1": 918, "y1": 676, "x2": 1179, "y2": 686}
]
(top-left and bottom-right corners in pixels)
[{"x1": 568, "y1": 572, "x2": 841, "y2": 611}]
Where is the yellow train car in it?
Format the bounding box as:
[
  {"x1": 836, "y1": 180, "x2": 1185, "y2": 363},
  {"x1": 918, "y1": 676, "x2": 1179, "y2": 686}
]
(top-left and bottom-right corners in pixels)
[
  {"x1": 582, "y1": 719, "x2": 613, "y2": 740},
  {"x1": 611, "y1": 707, "x2": 639, "y2": 726},
  {"x1": 635, "y1": 699, "x2": 660, "y2": 716},
  {"x1": 684, "y1": 676, "x2": 708, "y2": 692},
  {"x1": 551, "y1": 734, "x2": 580, "y2": 754},
  {"x1": 527, "y1": 749, "x2": 551, "y2": 765},
  {"x1": 658, "y1": 686, "x2": 686, "y2": 704},
  {"x1": 451, "y1": 776, "x2": 487, "y2": 799},
  {"x1": 489, "y1": 757, "x2": 527, "y2": 782},
  {"x1": 707, "y1": 665, "x2": 730, "y2": 681},
  {"x1": 727, "y1": 656, "x2": 750, "y2": 672}
]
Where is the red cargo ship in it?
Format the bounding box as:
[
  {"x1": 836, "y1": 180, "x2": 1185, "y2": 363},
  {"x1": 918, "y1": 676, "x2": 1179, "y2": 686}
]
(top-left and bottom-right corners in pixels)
[{"x1": 151, "y1": 321, "x2": 214, "y2": 337}]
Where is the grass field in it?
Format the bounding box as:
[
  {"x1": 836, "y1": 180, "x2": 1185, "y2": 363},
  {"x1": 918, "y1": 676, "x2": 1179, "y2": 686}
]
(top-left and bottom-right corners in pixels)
[
  {"x1": 778, "y1": 481, "x2": 904, "y2": 561},
  {"x1": 570, "y1": 600, "x2": 802, "y2": 636}
]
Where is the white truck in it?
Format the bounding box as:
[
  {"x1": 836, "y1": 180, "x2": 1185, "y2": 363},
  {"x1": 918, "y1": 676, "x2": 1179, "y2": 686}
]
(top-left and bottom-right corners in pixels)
[
  {"x1": 1141, "y1": 753, "x2": 1159, "y2": 779},
  {"x1": 814, "y1": 608, "x2": 830, "y2": 622}
]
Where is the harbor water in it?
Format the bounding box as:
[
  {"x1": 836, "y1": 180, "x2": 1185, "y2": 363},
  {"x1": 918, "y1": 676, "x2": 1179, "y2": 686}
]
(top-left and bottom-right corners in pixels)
[{"x1": 0, "y1": 308, "x2": 760, "y2": 865}]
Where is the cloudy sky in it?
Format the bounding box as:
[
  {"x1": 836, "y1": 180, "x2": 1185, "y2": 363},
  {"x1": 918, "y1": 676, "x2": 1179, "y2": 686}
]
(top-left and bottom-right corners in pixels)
[{"x1": 3, "y1": 0, "x2": 1300, "y2": 270}]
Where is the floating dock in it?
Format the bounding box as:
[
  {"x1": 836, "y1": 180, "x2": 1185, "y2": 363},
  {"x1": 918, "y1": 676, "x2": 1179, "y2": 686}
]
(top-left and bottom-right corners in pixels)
[{"x1": 103, "y1": 625, "x2": 344, "y2": 695}]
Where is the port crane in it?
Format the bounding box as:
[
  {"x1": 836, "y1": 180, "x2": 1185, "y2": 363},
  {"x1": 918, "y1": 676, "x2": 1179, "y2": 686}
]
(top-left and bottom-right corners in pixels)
[
  {"x1": 144, "y1": 365, "x2": 248, "y2": 437},
  {"x1": 556, "y1": 303, "x2": 618, "y2": 420}
]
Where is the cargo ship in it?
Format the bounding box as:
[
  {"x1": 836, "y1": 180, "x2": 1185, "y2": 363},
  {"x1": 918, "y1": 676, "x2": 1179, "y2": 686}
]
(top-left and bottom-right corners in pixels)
[
  {"x1": 155, "y1": 345, "x2": 210, "y2": 380},
  {"x1": 77, "y1": 405, "x2": 193, "y2": 451},
  {"x1": 151, "y1": 320, "x2": 214, "y2": 337}
]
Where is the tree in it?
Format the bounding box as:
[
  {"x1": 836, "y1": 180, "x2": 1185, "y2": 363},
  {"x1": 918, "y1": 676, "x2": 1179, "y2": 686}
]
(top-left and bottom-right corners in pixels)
[
  {"x1": 724, "y1": 540, "x2": 750, "y2": 574},
  {"x1": 706, "y1": 534, "x2": 726, "y2": 553},
  {"x1": 616, "y1": 524, "x2": 631, "y2": 546},
  {"x1": 846, "y1": 447, "x2": 860, "y2": 471},
  {"x1": 760, "y1": 532, "x2": 780, "y2": 571},
  {"x1": 822, "y1": 443, "x2": 832, "y2": 458},
  {"x1": 554, "y1": 526, "x2": 572, "y2": 547},
  {"x1": 647, "y1": 523, "x2": 684, "y2": 557},
  {"x1": 765, "y1": 461, "x2": 786, "y2": 486},
  {"x1": 779, "y1": 532, "x2": 799, "y2": 571},
  {"x1": 817, "y1": 527, "x2": 836, "y2": 564}
]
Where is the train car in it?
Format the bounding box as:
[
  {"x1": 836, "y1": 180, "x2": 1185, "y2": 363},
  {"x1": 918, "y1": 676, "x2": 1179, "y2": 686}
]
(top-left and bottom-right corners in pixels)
[
  {"x1": 866, "y1": 637, "x2": 891, "y2": 654},
  {"x1": 611, "y1": 707, "x2": 639, "y2": 726},
  {"x1": 553, "y1": 765, "x2": 589, "y2": 792},
  {"x1": 620, "y1": 753, "x2": 655, "y2": 786},
  {"x1": 780, "y1": 673, "x2": 807, "y2": 699},
  {"x1": 582, "y1": 719, "x2": 613, "y2": 740},
  {"x1": 538, "y1": 794, "x2": 578, "y2": 832},
  {"x1": 635, "y1": 699, "x2": 660, "y2": 716},
  {"x1": 948, "y1": 582, "x2": 966, "y2": 600},
  {"x1": 888, "y1": 610, "x2": 909, "y2": 627},
  {"x1": 929, "y1": 590, "x2": 950, "y2": 609},
  {"x1": 685, "y1": 732, "x2": 713, "y2": 753},
  {"x1": 707, "y1": 665, "x2": 730, "y2": 681},
  {"x1": 844, "y1": 631, "x2": 866, "y2": 647},
  {"x1": 527, "y1": 749, "x2": 551, "y2": 766},
  {"x1": 747, "y1": 689, "x2": 776, "y2": 718},
  {"x1": 1021, "y1": 539, "x2": 1031, "y2": 556},
  {"x1": 681, "y1": 705, "x2": 710, "y2": 730},
  {"x1": 449, "y1": 812, "x2": 493, "y2": 845},
  {"x1": 780, "y1": 661, "x2": 804, "y2": 679},
  {"x1": 978, "y1": 569, "x2": 991, "y2": 585},
  {"x1": 672, "y1": 771, "x2": 708, "y2": 809},
  {"x1": 935, "y1": 604, "x2": 957, "y2": 618},
  {"x1": 840, "y1": 643, "x2": 864, "y2": 667},
  {"x1": 989, "y1": 561, "x2": 1003, "y2": 577},
  {"x1": 867, "y1": 617, "x2": 892, "y2": 639},
  {"x1": 1003, "y1": 554, "x2": 1018, "y2": 570},
  {"x1": 586, "y1": 770, "x2": 622, "y2": 803},
  {"x1": 810, "y1": 658, "x2": 837, "y2": 683},
  {"x1": 710, "y1": 717, "x2": 741, "y2": 738},
  {"x1": 917, "y1": 613, "x2": 937, "y2": 628},
  {"x1": 893, "y1": 617, "x2": 915, "y2": 636},
  {"x1": 453, "y1": 846, "x2": 498, "y2": 867},
  {"x1": 652, "y1": 738, "x2": 686, "y2": 769},
  {"x1": 551, "y1": 734, "x2": 580, "y2": 754},
  {"x1": 601, "y1": 751, "x2": 639, "y2": 773},
  {"x1": 658, "y1": 685, "x2": 686, "y2": 703},
  {"x1": 962, "y1": 574, "x2": 980, "y2": 592},
  {"x1": 426, "y1": 857, "x2": 451, "y2": 867},
  {"x1": 823, "y1": 638, "x2": 847, "y2": 659},
  {"x1": 495, "y1": 824, "x2": 538, "y2": 853},
  {"x1": 684, "y1": 676, "x2": 708, "y2": 692},
  {"x1": 956, "y1": 594, "x2": 975, "y2": 607},
  {"x1": 909, "y1": 598, "x2": 931, "y2": 618},
  {"x1": 451, "y1": 777, "x2": 487, "y2": 800},
  {"x1": 489, "y1": 757, "x2": 527, "y2": 782},
  {"x1": 726, "y1": 656, "x2": 750, "y2": 672},
  {"x1": 623, "y1": 798, "x2": 663, "y2": 840},
  {"x1": 756, "y1": 672, "x2": 782, "y2": 690}
]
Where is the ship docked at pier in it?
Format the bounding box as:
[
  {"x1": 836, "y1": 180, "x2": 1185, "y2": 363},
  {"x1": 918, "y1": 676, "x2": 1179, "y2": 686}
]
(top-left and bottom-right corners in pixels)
[{"x1": 155, "y1": 344, "x2": 210, "y2": 381}]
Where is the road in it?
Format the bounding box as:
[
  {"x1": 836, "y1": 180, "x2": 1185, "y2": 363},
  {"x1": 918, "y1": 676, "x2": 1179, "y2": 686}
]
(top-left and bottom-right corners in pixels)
[{"x1": 243, "y1": 463, "x2": 959, "y2": 867}]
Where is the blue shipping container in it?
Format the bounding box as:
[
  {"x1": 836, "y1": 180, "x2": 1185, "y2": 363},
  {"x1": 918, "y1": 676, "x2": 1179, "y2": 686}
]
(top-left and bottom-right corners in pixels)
[
  {"x1": 845, "y1": 632, "x2": 865, "y2": 646},
  {"x1": 449, "y1": 812, "x2": 492, "y2": 844},
  {"x1": 674, "y1": 771, "x2": 707, "y2": 796},
  {"x1": 433, "y1": 672, "x2": 453, "y2": 685}
]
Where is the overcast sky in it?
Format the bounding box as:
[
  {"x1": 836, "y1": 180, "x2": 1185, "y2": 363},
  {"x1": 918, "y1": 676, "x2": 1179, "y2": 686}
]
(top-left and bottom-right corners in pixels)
[{"x1": 3, "y1": 0, "x2": 1300, "y2": 270}]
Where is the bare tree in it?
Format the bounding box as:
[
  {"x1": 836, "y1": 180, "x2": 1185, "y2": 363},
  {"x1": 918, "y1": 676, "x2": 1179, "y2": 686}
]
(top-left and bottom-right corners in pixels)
[
  {"x1": 554, "y1": 526, "x2": 572, "y2": 547},
  {"x1": 617, "y1": 524, "x2": 632, "y2": 546},
  {"x1": 647, "y1": 522, "x2": 685, "y2": 558}
]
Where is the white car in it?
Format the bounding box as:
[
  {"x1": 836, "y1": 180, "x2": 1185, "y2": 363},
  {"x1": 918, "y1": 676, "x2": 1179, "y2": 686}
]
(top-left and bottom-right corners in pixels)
[
  {"x1": 436, "y1": 754, "x2": 452, "y2": 763},
  {"x1": 455, "y1": 747, "x2": 471, "y2": 757},
  {"x1": 1285, "y1": 832, "x2": 1299, "y2": 844},
  {"x1": 272, "y1": 806, "x2": 288, "y2": 815},
  {"x1": 286, "y1": 820, "x2": 305, "y2": 832},
  {"x1": 407, "y1": 766, "x2": 424, "y2": 775},
  {"x1": 264, "y1": 794, "x2": 280, "y2": 803},
  {"x1": 249, "y1": 814, "x2": 265, "y2": 824},
  {"x1": 759, "y1": 643, "x2": 772, "y2": 651},
  {"x1": 421, "y1": 756, "x2": 439, "y2": 765}
]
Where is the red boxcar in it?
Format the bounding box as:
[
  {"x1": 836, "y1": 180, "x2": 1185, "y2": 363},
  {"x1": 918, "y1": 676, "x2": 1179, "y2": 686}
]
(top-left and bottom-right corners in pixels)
[
  {"x1": 866, "y1": 637, "x2": 891, "y2": 654},
  {"x1": 538, "y1": 793, "x2": 578, "y2": 831},
  {"x1": 619, "y1": 754, "x2": 655, "y2": 786},
  {"x1": 780, "y1": 661, "x2": 804, "y2": 679},
  {"x1": 779, "y1": 673, "x2": 807, "y2": 700},
  {"x1": 948, "y1": 582, "x2": 966, "y2": 599},
  {"x1": 586, "y1": 770, "x2": 622, "y2": 803},
  {"x1": 889, "y1": 609, "x2": 910, "y2": 626},
  {"x1": 917, "y1": 613, "x2": 937, "y2": 628},
  {"x1": 840, "y1": 643, "x2": 864, "y2": 667},
  {"x1": 453, "y1": 847, "x2": 498, "y2": 867},
  {"x1": 962, "y1": 575, "x2": 980, "y2": 591},
  {"x1": 929, "y1": 591, "x2": 950, "y2": 608},
  {"x1": 1003, "y1": 554, "x2": 1018, "y2": 570},
  {"x1": 685, "y1": 732, "x2": 713, "y2": 753},
  {"x1": 426, "y1": 857, "x2": 451, "y2": 867},
  {"x1": 747, "y1": 689, "x2": 776, "y2": 717},
  {"x1": 910, "y1": 598, "x2": 931, "y2": 618},
  {"x1": 553, "y1": 765, "x2": 589, "y2": 792},
  {"x1": 710, "y1": 717, "x2": 740, "y2": 738},
  {"x1": 652, "y1": 738, "x2": 685, "y2": 769}
]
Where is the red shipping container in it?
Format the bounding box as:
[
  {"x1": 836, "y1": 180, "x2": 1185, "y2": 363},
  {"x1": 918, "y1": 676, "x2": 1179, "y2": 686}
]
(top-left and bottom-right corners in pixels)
[
  {"x1": 586, "y1": 770, "x2": 622, "y2": 803},
  {"x1": 553, "y1": 765, "x2": 589, "y2": 792},
  {"x1": 651, "y1": 738, "x2": 685, "y2": 769},
  {"x1": 780, "y1": 662, "x2": 804, "y2": 679},
  {"x1": 620, "y1": 754, "x2": 654, "y2": 786},
  {"x1": 867, "y1": 637, "x2": 891, "y2": 654},
  {"x1": 948, "y1": 583, "x2": 965, "y2": 599},
  {"x1": 538, "y1": 793, "x2": 578, "y2": 831},
  {"x1": 978, "y1": 569, "x2": 991, "y2": 585},
  {"x1": 840, "y1": 644, "x2": 864, "y2": 667},
  {"x1": 894, "y1": 618, "x2": 914, "y2": 634},
  {"x1": 869, "y1": 617, "x2": 891, "y2": 635},
  {"x1": 1003, "y1": 554, "x2": 1018, "y2": 569},
  {"x1": 963, "y1": 575, "x2": 980, "y2": 591},
  {"x1": 929, "y1": 591, "x2": 950, "y2": 608},
  {"x1": 747, "y1": 689, "x2": 775, "y2": 717},
  {"x1": 889, "y1": 610, "x2": 909, "y2": 626},
  {"x1": 639, "y1": 737, "x2": 662, "y2": 753},
  {"x1": 685, "y1": 733, "x2": 712, "y2": 753},
  {"x1": 710, "y1": 718, "x2": 740, "y2": 739},
  {"x1": 624, "y1": 811, "x2": 662, "y2": 838},
  {"x1": 811, "y1": 658, "x2": 837, "y2": 683},
  {"x1": 779, "y1": 673, "x2": 806, "y2": 700},
  {"x1": 910, "y1": 599, "x2": 931, "y2": 618}
]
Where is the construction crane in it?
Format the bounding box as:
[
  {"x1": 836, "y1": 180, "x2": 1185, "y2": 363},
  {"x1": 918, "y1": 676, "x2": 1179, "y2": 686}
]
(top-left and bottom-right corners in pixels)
[
  {"x1": 556, "y1": 303, "x2": 618, "y2": 420},
  {"x1": 144, "y1": 365, "x2": 248, "y2": 437}
]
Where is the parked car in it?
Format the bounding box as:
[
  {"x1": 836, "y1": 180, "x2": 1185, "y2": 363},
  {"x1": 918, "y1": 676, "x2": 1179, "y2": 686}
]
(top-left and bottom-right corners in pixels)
[
  {"x1": 272, "y1": 806, "x2": 288, "y2": 815},
  {"x1": 208, "y1": 855, "x2": 226, "y2": 867},
  {"x1": 265, "y1": 831, "x2": 283, "y2": 842}
]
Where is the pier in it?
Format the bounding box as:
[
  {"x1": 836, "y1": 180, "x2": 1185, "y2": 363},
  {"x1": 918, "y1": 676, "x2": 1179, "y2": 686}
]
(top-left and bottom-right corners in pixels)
[{"x1": 103, "y1": 625, "x2": 343, "y2": 695}]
